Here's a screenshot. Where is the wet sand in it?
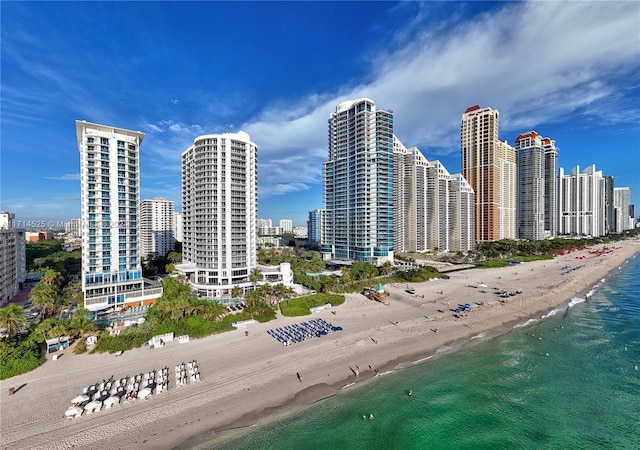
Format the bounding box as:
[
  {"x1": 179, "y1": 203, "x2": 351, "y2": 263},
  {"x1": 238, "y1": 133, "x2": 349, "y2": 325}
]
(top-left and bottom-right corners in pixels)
[{"x1": 1, "y1": 239, "x2": 638, "y2": 450}]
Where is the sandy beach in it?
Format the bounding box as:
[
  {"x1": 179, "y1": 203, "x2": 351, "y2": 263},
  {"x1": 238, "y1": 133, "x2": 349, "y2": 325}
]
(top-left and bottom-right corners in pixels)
[{"x1": 1, "y1": 239, "x2": 638, "y2": 450}]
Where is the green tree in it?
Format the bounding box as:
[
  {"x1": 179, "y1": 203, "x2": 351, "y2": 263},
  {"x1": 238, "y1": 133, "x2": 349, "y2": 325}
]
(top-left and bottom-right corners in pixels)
[
  {"x1": 41, "y1": 268, "x2": 64, "y2": 288},
  {"x1": 250, "y1": 268, "x2": 262, "y2": 289},
  {"x1": 29, "y1": 283, "x2": 58, "y2": 315},
  {"x1": 61, "y1": 282, "x2": 83, "y2": 308},
  {"x1": 0, "y1": 304, "x2": 27, "y2": 338},
  {"x1": 167, "y1": 251, "x2": 182, "y2": 263},
  {"x1": 48, "y1": 322, "x2": 70, "y2": 339},
  {"x1": 160, "y1": 276, "x2": 194, "y2": 302},
  {"x1": 197, "y1": 301, "x2": 227, "y2": 322},
  {"x1": 379, "y1": 261, "x2": 395, "y2": 276},
  {"x1": 34, "y1": 317, "x2": 57, "y2": 340},
  {"x1": 231, "y1": 285, "x2": 243, "y2": 299},
  {"x1": 68, "y1": 308, "x2": 96, "y2": 338}
]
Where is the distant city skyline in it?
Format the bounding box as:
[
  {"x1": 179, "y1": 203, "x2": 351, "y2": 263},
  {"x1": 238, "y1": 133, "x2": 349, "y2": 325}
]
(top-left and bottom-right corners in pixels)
[{"x1": 2, "y1": 1, "x2": 639, "y2": 226}]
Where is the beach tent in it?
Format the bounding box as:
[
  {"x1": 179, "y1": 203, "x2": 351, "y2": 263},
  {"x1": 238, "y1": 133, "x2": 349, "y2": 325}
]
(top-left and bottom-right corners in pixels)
[
  {"x1": 103, "y1": 396, "x2": 120, "y2": 409},
  {"x1": 84, "y1": 401, "x2": 102, "y2": 413},
  {"x1": 71, "y1": 395, "x2": 89, "y2": 404},
  {"x1": 65, "y1": 406, "x2": 83, "y2": 418},
  {"x1": 138, "y1": 387, "x2": 152, "y2": 399}
]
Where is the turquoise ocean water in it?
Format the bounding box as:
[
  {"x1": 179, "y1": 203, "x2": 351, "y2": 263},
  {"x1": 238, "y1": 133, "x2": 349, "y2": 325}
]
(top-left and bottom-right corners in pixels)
[{"x1": 204, "y1": 254, "x2": 640, "y2": 450}]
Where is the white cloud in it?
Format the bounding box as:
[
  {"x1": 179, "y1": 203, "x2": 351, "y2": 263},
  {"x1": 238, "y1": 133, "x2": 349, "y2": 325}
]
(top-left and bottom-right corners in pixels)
[
  {"x1": 239, "y1": 1, "x2": 639, "y2": 197},
  {"x1": 261, "y1": 182, "x2": 311, "y2": 197},
  {"x1": 44, "y1": 173, "x2": 80, "y2": 181},
  {"x1": 2, "y1": 194, "x2": 80, "y2": 221}
]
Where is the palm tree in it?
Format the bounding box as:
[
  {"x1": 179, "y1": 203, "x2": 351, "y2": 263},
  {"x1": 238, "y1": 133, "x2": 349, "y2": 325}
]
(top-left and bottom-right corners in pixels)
[
  {"x1": 0, "y1": 304, "x2": 27, "y2": 338},
  {"x1": 68, "y1": 308, "x2": 96, "y2": 338},
  {"x1": 35, "y1": 317, "x2": 57, "y2": 341},
  {"x1": 381, "y1": 261, "x2": 394, "y2": 275},
  {"x1": 30, "y1": 283, "x2": 58, "y2": 316},
  {"x1": 167, "y1": 251, "x2": 182, "y2": 264},
  {"x1": 48, "y1": 322, "x2": 70, "y2": 340},
  {"x1": 231, "y1": 285, "x2": 243, "y2": 299},
  {"x1": 61, "y1": 282, "x2": 83, "y2": 308},
  {"x1": 250, "y1": 268, "x2": 262, "y2": 289},
  {"x1": 41, "y1": 269, "x2": 64, "y2": 287},
  {"x1": 199, "y1": 301, "x2": 226, "y2": 322}
]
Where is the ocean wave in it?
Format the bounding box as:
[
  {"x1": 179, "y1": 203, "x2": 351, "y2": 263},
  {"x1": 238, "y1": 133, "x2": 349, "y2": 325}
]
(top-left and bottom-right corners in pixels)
[
  {"x1": 513, "y1": 318, "x2": 539, "y2": 328},
  {"x1": 470, "y1": 332, "x2": 487, "y2": 339},
  {"x1": 568, "y1": 297, "x2": 586, "y2": 308},
  {"x1": 436, "y1": 345, "x2": 454, "y2": 354},
  {"x1": 341, "y1": 382, "x2": 356, "y2": 389},
  {"x1": 411, "y1": 355, "x2": 435, "y2": 365},
  {"x1": 541, "y1": 309, "x2": 560, "y2": 319}
]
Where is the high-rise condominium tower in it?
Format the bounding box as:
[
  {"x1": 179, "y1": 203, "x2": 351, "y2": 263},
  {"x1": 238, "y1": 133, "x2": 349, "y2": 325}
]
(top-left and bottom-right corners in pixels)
[
  {"x1": 140, "y1": 197, "x2": 175, "y2": 258},
  {"x1": 515, "y1": 131, "x2": 546, "y2": 240},
  {"x1": 178, "y1": 131, "x2": 257, "y2": 298},
  {"x1": 613, "y1": 187, "x2": 631, "y2": 232},
  {"x1": 461, "y1": 105, "x2": 516, "y2": 241},
  {"x1": 173, "y1": 212, "x2": 183, "y2": 243},
  {"x1": 603, "y1": 176, "x2": 615, "y2": 233},
  {"x1": 322, "y1": 98, "x2": 394, "y2": 265},
  {"x1": 542, "y1": 137, "x2": 558, "y2": 237},
  {"x1": 0, "y1": 212, "x2": 26, "y2": 307},
  {"x1": 307, "y1": 209, "x2": 324, "y2": 246},
  {"x1": 76, "y1": 121, "x2": 162, "y2": 311},
  {"x1": 449, "y1": 174, "x2": 476, "y2": 252},
  {"x1": 393, "y1": 138, "x2": 475, "y2": 253},
  {"x1": 279, "y1": 219, "x2": 293, "y2": 234},
  {"x1": 558, "y1": 164, "x2": 606, "y2": 237}
]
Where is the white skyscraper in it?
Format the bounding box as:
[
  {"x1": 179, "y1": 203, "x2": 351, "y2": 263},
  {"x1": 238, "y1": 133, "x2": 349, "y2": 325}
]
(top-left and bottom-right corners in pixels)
[
  {"x1": 613, "y1": 187, "x2": 631, "y2": 232},
  {"x1": 70, "y1": 218, "x2": 82, "y2": 239},
  {"x1": 76, "y1": 121, "x2": 162, "y2": 311},
  {"x1": 0, "y1": 212, "x2": 26, "y2": 306},
  {"x1": 279, "y1": 219, "x2": 293, "y2": 233},
  {"x1": 558, "y1": 164, "x2": 606, "y2": 237},
  {"x1": 322, "y1": 98, "x2": 394, "y2": 265},
  {"x1": 140, "y1": 197, "x2": 175, "y2": 258},
  {"x1": 177, "y1": 131, "x2": 258, "y2": 298},
  {"x1": 393, "y1": 139, "x2": 475, "y2": 253},
  {"x1": 449, "y1": 174, "x2": 476, "y2": 252},
  {"x1": 173, "y1": 212, "x2": 183, "y2": 243}
]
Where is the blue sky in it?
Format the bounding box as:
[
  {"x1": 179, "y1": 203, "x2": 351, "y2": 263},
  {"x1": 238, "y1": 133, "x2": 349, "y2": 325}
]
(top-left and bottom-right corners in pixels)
[{"x1": 1, "y1": 1, "x2": 639, "y2": 227}]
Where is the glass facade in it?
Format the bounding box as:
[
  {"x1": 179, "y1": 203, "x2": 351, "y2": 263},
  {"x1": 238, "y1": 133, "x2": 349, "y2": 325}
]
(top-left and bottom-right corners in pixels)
[{"x1": 322, "y1": 98, "x2": 394, "y2": 265}]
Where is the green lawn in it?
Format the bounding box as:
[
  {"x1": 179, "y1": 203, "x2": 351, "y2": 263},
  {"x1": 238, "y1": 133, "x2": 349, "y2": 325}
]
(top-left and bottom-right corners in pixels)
[{"x1": 279, "y1": 293, "x2": 345, "y2": 317}]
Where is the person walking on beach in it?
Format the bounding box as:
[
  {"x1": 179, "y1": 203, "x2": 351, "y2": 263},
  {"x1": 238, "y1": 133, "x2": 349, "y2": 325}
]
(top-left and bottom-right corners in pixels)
[{"x1": 297, "y1": 372, "x2": 302, "y2": 383}]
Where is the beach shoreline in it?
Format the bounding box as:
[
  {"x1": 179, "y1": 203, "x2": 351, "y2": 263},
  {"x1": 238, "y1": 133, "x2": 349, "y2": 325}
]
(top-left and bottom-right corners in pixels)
[
  {"x1": 1, "y1": 239, "x2": 638, "y2": 450},
  {"x1": 179, "y1": 252, "x2": 634, "y2": 449}
]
